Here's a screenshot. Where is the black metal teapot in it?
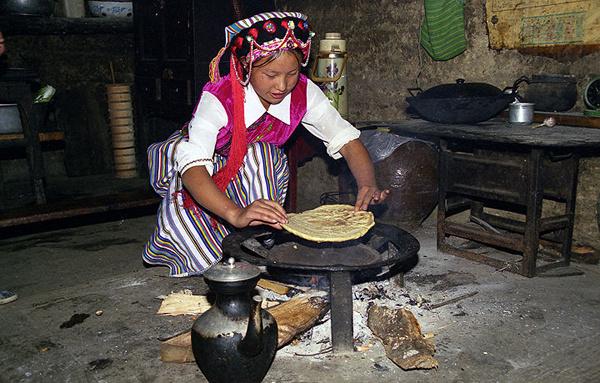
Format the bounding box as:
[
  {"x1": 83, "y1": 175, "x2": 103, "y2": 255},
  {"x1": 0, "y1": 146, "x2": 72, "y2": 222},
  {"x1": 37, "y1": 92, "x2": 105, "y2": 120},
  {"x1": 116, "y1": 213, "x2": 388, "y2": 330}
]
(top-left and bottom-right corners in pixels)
[{"x1": 191, "y1": 258, "x2": 278, "y2": 383}]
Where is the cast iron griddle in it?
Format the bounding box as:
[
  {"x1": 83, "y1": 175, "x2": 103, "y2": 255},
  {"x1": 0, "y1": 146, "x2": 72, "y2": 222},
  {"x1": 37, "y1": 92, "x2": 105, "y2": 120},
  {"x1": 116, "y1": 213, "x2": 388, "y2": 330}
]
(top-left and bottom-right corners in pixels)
[{"x1": 222, "y1": 223, "x2": 419, "y2": 272}]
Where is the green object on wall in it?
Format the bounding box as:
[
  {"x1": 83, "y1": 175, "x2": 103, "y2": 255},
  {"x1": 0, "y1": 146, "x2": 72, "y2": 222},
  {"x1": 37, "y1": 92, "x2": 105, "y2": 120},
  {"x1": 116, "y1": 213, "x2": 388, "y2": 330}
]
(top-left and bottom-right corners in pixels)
[{"x1": 420, "y1": 0, "x2": 467, "y2": 61}]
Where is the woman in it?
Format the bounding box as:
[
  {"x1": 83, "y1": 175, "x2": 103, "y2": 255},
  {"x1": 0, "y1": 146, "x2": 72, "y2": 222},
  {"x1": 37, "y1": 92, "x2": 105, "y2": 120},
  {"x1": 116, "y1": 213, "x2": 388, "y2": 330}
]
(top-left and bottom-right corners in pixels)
[{"x1": 143, "y1": 12, "x2": 389, "y2": 276}]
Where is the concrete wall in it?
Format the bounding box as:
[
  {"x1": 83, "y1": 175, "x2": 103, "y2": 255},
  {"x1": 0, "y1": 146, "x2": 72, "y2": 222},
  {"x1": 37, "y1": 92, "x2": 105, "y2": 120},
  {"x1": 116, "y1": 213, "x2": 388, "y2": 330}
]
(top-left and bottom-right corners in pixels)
[{"x1": 278, "y1": 0, "x2": 600, "y2": 248}]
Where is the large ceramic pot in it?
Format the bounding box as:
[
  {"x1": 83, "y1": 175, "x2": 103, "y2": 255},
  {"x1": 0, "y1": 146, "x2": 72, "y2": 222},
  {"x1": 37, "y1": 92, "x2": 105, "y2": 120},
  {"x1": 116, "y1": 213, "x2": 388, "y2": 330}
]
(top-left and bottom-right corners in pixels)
[
  {"x1": 191, "y1": 258, "x2": 278, "y2": 383},
  {"x1": 339, "y1": 129, "x2": 438, "y2": 229},
  {"x1": 0, "y1": 0, "x2": 54, "y2": 16}
]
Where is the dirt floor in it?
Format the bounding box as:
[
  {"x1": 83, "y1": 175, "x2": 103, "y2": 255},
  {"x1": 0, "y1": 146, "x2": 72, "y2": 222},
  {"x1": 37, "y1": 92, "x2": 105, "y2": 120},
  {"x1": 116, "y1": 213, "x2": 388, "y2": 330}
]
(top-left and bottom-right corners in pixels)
[{"x1": 1, "y1": 211, "x2": 600, "y2": 383}]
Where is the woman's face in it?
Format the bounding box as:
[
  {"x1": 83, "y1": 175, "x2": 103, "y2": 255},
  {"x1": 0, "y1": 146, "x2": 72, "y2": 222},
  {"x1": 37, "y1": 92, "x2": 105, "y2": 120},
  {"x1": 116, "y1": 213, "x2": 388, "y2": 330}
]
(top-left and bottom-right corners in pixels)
[{"x1": 249, "y1": 51, "x2": 300, "y2": 109}]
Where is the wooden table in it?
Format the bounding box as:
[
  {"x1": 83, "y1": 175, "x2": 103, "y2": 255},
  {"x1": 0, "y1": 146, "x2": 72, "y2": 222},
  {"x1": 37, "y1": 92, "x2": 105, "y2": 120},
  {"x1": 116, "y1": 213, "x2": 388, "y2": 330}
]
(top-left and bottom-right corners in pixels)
[{"x1": 356, "y1": 119, "x2": 600, "y2": 277}]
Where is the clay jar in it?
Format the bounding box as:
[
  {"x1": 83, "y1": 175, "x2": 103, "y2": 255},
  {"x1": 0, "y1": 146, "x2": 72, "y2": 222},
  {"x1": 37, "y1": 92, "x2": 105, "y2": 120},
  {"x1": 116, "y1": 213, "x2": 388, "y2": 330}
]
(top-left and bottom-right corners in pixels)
[
  {"x1": 339, "y1": 131, "x2": 439, "y2": 230},
  {"x1": 191, "y1": 258, "x2": 278, "y2": 383}
]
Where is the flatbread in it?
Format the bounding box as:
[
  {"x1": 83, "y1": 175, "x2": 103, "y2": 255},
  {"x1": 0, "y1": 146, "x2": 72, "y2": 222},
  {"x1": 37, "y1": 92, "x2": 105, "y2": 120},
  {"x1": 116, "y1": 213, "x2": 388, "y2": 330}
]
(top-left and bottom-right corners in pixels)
[{"x1": 282, "y1": 204, "x2": 375, "y2": 242}]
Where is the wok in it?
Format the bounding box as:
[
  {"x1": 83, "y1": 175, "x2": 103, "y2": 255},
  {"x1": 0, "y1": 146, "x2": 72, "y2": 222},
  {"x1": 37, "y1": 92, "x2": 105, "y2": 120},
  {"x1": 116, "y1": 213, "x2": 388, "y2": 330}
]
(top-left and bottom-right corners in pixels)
[
  {"x1": 406, "y1": 77, "x2": 526, "y2": 124},
  {"x1": 521, "y1": 74, "x2": 577, "y2": 112}
]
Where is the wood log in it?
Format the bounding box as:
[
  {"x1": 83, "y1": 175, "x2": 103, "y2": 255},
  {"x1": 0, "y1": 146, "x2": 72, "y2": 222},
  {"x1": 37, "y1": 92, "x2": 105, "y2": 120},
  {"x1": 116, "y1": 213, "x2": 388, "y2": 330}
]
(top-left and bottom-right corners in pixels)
[
  {"x1": 160, "y1": 331, "x2": 195, "y2": 363},
  {"x1": 159, "y1": 293, "x2": 329, "y2": 363},
  {"x1": 367, "y1": 305, "x2": 438, "y2": 370},
  {"x1": 156, "y1": 291, "x2": 279, "y2": 317},
  {"x1": 257, "y1": 278, "x2": 292, "y2": 295},
  {"x1": 156, "y1": 292, "x2": 211, "y2": 316},
  {"x1": 269, "y1": 294, "x2": 328, "y2": 348}
]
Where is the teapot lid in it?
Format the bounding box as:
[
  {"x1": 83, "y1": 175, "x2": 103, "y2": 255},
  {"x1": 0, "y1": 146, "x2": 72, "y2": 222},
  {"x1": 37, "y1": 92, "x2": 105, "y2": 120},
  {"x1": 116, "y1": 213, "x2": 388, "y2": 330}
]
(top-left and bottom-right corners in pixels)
[{"x1": 203, "y1": 257, "x2": 261, "y2": 283}]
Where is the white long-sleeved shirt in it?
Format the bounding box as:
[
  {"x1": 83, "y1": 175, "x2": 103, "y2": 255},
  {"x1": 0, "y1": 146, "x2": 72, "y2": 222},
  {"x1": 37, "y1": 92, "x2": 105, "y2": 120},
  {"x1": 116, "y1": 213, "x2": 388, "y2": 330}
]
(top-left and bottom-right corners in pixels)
[{"x1": 174, "y1": 77, "x2": 360, "y2": 175}]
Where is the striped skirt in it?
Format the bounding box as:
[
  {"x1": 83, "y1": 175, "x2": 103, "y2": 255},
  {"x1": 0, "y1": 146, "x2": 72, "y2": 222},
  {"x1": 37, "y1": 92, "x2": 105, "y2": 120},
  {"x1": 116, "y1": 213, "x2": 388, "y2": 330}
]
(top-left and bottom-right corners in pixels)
[{"x1": 143, "y1": 131, "x2": 289, "y2": 276}]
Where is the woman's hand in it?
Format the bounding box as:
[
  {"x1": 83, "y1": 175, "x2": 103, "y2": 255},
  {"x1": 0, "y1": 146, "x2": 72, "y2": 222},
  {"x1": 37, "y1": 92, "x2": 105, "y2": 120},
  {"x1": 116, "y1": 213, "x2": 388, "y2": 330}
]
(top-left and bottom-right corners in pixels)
[
  {"x1": 355, "y1": 185, "x2": 390, "y2": 211},
  {"x1": 339, "y1": 139, "x2": 390, "y2": 211},
  {"x1": 228, "y1": 199, "x2": 288, "y2": 229},
  {"x1": 182, "y1": 167, "x2": 287, "y2": 229}
]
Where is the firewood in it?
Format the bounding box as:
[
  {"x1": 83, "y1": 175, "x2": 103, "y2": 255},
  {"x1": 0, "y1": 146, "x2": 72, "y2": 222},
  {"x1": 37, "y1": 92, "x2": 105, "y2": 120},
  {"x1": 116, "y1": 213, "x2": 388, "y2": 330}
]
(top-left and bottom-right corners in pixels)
[
  {"x1": 156, "y1": 291, "x2": 278, "y2": 316},
  {"x1": 268, "y1": 293, "x2": 328, "y2": 348},
  {"x1": 368, "y1": 305, "x2": 438, "y2": 370},
  {"x1": 158, "y1": 292, "x2": 329, "y2": 363},
  {"x1": 160, "y1": 331, "x2": 195, "y2": 363},
  {"x1": 156, "y1": 292, "x2": 211, "y2": 316},
  {"x1": 257, "y1": 278, "x2": 292, "y2": 295}
]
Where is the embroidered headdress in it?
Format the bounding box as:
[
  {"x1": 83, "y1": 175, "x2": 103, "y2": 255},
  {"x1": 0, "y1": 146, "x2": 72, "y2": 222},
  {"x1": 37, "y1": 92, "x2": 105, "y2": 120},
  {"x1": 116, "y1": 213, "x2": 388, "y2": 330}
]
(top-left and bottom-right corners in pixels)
[
  {"x1": 209, "y1": 11, "x2": 313, "y2": 85},
  {"x1": 208, "y1": 12, "x2": 314, "y2": 194}
]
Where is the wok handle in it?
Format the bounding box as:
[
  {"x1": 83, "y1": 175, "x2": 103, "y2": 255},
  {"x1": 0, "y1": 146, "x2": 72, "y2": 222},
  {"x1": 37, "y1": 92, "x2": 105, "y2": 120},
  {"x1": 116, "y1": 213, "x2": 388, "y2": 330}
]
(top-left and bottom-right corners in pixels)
[{"x1": 407, "y1": 87, "x2": 424, "y2": 97}]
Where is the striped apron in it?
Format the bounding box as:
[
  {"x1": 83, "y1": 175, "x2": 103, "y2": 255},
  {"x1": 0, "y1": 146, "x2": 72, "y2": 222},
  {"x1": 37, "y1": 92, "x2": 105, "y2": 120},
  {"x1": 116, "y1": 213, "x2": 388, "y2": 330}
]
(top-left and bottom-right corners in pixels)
[{"x1": 143, "y1": 130, "x2": 289, "y2": 276}]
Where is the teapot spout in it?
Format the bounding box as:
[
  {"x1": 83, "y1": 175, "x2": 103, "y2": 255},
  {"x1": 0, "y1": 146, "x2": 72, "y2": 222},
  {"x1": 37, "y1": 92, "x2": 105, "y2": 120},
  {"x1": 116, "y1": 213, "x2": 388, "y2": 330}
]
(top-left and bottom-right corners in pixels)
[{"x1": 238, "y1": 295, "x2": 264, "y2": 357}]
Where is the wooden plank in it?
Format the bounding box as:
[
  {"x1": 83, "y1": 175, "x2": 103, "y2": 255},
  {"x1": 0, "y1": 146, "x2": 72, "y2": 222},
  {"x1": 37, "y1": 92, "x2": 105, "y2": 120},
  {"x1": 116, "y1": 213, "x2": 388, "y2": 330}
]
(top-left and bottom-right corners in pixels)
[
  {"x1": 532, "y1": 112, "x2": 600, "y2": 129},
  {"x1": 354, "y1": 119, "x2": 600, "y2": 148},
  {"x1": 39, "y1": 131, "x2": 65, "y2": 142},
  {"x1": 0, "y1": 133, "x2": 24, "y2": 142},
  {"x1": 0, "y1": 131, "x2": 65, "y2": 142},
  {"x1": 156, "y1": 293, "x2": 211, "y2": 316},
  {"x1": 0, "y1": 189, "x2": 159, "y2": 228},
  {"x1": 518, "y1": 44, "x2": 600, "y2": 59}
]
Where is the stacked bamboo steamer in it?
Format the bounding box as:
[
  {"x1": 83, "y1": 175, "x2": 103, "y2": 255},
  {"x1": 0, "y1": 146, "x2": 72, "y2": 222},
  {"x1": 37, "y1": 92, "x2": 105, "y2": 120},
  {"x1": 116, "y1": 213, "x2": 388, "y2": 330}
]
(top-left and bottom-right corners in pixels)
[{"x1": 106, "y1": 84, "x2": 137, "y2": 178}]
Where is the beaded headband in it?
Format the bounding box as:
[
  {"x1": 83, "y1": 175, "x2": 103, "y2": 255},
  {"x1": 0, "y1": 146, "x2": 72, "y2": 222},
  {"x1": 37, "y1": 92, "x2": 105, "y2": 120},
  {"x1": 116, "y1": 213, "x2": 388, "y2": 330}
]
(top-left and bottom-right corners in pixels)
[{"x1": 209, "y1": 11, "x2": 314, "y2": 85}]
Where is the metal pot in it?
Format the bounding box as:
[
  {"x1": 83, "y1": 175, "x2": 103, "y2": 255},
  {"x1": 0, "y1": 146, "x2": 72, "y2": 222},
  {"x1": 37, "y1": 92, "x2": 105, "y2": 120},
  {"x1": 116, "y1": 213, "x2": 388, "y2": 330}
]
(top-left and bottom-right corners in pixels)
[
  {"x1": 508, "y1": 101, "x2": 535, "y2": 124},
  {"x1": 406, "y1": 78, "x2": 524, "y2": 124},
  {"x1": 0, "y1": 104, "x2": 23, "y2": 134},
  {"x1": 0, "y1": 0, "x2": 54, "y2": 16},
  {"x1": 521, "y1": 74, "x2": 577, "y2": 112}
]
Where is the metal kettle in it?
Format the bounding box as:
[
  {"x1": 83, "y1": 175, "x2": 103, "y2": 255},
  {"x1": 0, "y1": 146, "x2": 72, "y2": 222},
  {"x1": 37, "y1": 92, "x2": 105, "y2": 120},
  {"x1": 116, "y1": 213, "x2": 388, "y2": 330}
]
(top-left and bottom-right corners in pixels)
[{"x1": 191, "y1": 258, "x2": 278, "y2": 383}]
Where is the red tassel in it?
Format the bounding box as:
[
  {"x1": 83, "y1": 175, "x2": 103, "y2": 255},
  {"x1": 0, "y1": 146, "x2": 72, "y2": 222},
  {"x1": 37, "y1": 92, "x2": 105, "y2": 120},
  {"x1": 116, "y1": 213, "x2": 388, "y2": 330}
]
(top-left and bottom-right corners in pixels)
[
  {"x1": 175, "y1": 59, "x2": 247, "y2": 229},
  {"x1": 212, "y1": 58, "x2": 247, "y2": 192},
  {"x1": 172, "y1": 189, "x2": 200, "y2": 216}
]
